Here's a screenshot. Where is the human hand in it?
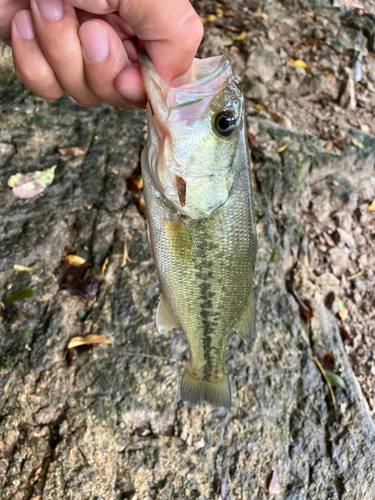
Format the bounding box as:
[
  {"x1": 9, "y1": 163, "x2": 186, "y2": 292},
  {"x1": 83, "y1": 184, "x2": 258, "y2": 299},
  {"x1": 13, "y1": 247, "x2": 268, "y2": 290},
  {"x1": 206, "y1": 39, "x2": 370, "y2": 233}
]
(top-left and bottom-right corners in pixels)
[{"x1": 0, "y1": 0, "x2": 203, "y2": 109}]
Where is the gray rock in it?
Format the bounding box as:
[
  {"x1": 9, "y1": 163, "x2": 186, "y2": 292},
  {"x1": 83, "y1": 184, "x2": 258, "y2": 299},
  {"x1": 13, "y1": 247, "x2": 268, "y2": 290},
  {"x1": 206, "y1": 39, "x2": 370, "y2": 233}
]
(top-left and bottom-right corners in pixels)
[
  {"x1": 338, "y1": 68, "x2": 357, "y2": 109},
  {"x1": 246, "y1": 47, "x2": 281, "y2": 84},
  {"x1": 243, "y1": 79, "x2": 268, "y2": 101}
]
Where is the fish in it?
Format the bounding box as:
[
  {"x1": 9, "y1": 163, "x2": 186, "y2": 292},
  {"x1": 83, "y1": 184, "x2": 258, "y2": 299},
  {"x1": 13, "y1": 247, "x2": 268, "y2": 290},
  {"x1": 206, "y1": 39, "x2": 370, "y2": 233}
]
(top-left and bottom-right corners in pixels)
[{"x1": 139, "y1": 50, "x2": 257, "y2": 411}]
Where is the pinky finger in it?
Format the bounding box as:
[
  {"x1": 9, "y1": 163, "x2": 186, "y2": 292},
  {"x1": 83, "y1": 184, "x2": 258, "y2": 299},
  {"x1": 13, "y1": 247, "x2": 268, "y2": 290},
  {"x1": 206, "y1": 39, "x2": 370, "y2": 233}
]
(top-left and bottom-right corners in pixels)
[{"x1": 12, "y1": 10, "x2": 64, "y2": 101}]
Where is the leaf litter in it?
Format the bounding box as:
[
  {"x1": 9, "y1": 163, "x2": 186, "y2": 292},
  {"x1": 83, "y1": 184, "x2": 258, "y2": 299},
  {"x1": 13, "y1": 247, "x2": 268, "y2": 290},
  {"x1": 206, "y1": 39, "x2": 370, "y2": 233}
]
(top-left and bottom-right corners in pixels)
[{"x1": 8, "y1": 165, "x2": 57, "y2": 199}]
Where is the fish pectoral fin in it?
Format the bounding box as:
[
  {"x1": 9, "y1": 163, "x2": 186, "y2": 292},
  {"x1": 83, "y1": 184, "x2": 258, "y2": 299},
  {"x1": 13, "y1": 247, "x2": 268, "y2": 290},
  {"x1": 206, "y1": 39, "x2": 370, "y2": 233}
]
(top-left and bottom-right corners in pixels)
[
  {"x1": 156, "y1": 295, "x2": 179, "y2": 335},
  {"x1": 180, "y1": 367, "x2": 231, "y2": 411},
  {"x1": 232, "y1": 292, "x2": 256, "y2": 344}
]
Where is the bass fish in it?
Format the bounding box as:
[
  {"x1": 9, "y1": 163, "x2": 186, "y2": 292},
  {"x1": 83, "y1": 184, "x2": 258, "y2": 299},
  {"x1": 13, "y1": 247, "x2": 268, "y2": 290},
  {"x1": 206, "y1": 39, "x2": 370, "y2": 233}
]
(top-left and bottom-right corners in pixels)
[{"x1": 140, "y1": 50, "x2": 257, "y2": 410}]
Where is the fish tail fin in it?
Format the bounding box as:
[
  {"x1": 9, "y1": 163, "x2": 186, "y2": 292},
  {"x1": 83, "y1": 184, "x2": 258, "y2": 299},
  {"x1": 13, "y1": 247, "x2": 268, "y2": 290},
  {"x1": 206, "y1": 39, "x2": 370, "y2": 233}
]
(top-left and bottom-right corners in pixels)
[{"x1": 180, "y1": 366, "x2": 231, "y2": 411}]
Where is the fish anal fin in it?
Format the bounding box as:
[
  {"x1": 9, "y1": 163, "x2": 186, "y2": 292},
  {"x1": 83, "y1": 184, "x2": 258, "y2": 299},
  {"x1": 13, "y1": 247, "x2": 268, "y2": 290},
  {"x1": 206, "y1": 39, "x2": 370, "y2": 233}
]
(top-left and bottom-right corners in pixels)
[
  {"x1": 156, "y1": 295, "x2": 179, "y2": 335},
  {"x1": 180, "y1": 367, "x2": 231, "y2": 411},
  {"x1": 232, "y1": 293, "x2": 256, "y2": 344}
]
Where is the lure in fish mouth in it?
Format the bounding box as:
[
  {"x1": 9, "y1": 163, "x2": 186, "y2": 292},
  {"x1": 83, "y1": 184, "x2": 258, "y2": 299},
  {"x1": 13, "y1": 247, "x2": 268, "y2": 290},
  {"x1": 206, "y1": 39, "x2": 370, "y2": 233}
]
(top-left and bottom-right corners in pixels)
[{"x1": 140, "y1": 49, "x2": 257, "y2": 411}]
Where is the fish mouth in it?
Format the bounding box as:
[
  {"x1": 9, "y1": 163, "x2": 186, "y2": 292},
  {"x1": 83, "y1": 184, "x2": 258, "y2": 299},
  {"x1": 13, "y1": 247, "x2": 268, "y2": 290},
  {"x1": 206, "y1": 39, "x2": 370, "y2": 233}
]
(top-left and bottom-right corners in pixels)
[{"x1": 139, "y1": 48, "x2": 232, "y2": 114}]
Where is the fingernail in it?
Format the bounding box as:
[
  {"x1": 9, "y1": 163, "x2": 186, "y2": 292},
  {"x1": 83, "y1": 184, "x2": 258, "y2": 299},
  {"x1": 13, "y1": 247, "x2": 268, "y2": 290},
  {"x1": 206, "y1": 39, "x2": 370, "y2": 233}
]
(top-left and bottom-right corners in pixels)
[
  {"x1": 80, "y1": 22, "x2": 109, "y2": 63},
  {"x1": 35, "y1": 0, "x2": 64, "y2": 20},
  {"x1": 15, "y1": 11, "x2": 35, "y2": 40}
]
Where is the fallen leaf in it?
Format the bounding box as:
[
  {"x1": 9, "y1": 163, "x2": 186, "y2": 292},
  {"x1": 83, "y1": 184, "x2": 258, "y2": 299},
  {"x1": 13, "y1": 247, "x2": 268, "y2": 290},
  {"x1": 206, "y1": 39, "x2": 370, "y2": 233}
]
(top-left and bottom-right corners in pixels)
[
  {"x1": 54, "y1": 259, "x2": 100, "y2": 298},
  {"x1": 63, "y1": 254, "x2": 86, "y2": 267},
  {"x1": 138, "y1": 198, "x2": 146, "y2": 214},
  {"x1": 224, "y1": 9, "x2": 234, "y2": 17},
  {"x1": 313, "y1": 357, "x2": 336, "y2": 411},
  {"x1": 232, "y1": 30, "x2": 246, "y2": 42},
  {"x1": 58, "y1": 146, "x2": 88, "y2": 157},
  {"x1": 253, "y1": 104, "x2": 268, "y2": 111},
  {"x1": 127, "y1": 174, "x2": 143, "y2": 194},
  {"x1": 269, "y1": 470, "x2": 280, "y2": 495},
  {"x1": 271, "y1": 113, "x2": 282, "y2": 123},
  {"x1": 321, "y1": 351, "x2": 335, "y2": 371},
  {"x1": 67, "y1": 334, "x2": 111, "y2": 349},
  {"x1": 303, "y1": 211, "x2": 319, "y2": 223},
  {"x1": 290, "y1": 58, "x2": 308, "y2": 69},
  {"x1": 3, "y1": 287, "x2": 34, "y2": 305},
  {"x1": 101, "y1": 257, "x2": 109, "y2": 276},
  {"x1": 347, "y1": 270, "x2": 364, "y2": 280},
  {"x1": 13, "y1": 265, "x2": 33, "y2": 273},
  {"x1": 216, "y1": 8, "x2": 224, "y2": 17},
  {"x1": 255, "y1": 12, "x2": 268, "y2": 21},
  {"x1": 325, "y1": 141, "x2": 334, "y2": 152},
  {"x1": 277, "y1": 143, "x2": 289, "y2": 153},
  {"x1": 352, "y1": 139, "x2": 364, "y2": 149},
  {"x1": 288, "y1": 282, "x2": 314, "y2": 321},
  {"x1": 325, "y1": 370, "x2": 346, "y2": 389},
  {"x1": 307, "y1": 39, "x2": 319, "y2": 46},
  {"x1": 8, "y1": 165, "x2": 57, "y2": 199},
  {"x1": 368, "y1": 199, "x2": 375, "y2": 211},
  {"x1": 337, "y1": 298, "x2": 348, "y2": 321},
  {"x1": 247, "y1": 133, "x2": 258, "y2": 148}
]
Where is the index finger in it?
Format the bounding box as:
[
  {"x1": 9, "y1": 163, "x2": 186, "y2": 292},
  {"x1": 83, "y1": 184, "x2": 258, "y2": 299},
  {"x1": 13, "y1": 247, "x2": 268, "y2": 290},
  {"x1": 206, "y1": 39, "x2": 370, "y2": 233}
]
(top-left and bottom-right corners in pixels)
[{"x1": 64, "y1": 0, "x2": 203, "y2": 83}]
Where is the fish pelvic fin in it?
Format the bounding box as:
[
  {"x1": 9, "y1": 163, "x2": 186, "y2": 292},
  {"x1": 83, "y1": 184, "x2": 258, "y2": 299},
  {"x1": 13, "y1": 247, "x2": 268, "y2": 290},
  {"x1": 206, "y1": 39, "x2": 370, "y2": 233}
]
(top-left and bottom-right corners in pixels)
[
  {"x1": 156, "y1": 295, "x2": 179, "y2": 335},
  {"x1": 232, "y1": 291, "x2": 256, "y2": 345},
  {"x1": 180, "y1": 367, "x2": 231, "y2": 411}
]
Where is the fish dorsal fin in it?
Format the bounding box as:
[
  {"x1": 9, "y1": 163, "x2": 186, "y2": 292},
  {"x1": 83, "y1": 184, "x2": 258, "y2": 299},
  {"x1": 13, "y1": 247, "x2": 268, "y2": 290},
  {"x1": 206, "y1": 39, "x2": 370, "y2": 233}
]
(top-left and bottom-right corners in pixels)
[
  {"x1": 232, "y1": 293, "x2": 256, "y2": 344},
  {"x1": 156, "y1": 295, "x2": 179, "y2": 335}
]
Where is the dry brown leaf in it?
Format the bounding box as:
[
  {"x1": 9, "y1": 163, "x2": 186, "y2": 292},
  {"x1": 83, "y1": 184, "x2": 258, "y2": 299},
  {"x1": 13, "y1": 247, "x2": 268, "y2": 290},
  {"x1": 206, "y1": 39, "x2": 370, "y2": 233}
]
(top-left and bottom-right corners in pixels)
[
  {"x1": 138, "y1": 198, "x2": 146, "y2": 214},
  {"x1": 325, "y1": 141, "x2": 334, "y2": 152},
  {"x1": 216, "y1": 8, "x2": 224, "y2": 17},
  {"x1": 58, "y1": 146, "x2": 88, "y2": 157},
  {"x1": 67, "y1": 335, "x2": 111, "y2": 349},
  {"x1": 63, "y1": 255, "x2": 86, "y2": 267},
  {"x1": 128, "y1": 174, "x2": 143, "y2": 193},
  {"x1": 307, "y1": 39, "x2": 319, "y2": 46},
  {"x1": 368, "y1": 199, "x2": 375, "y2": 210},
  {"x1": 13, "y1": 265, "x2": 33, "y2": 273},
  {"x1": 224, "y1": 9, "x2": 234, "y2": 16},
  {"x1": 255, "y1": 12, "x2": 268, "y2": 21}
]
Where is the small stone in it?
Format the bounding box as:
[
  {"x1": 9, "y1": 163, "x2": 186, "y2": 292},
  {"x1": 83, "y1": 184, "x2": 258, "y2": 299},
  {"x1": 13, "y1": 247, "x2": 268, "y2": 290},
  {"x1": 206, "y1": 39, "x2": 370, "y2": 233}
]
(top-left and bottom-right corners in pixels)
[
  {"x1": 243, "y1": 80, "x2": 268, "y2": 101},
  {"x1": 329, "y1": 247, "x2": 350, "y2": 276},
  {"x1": 338, "y1": 68, "x2": 356, "y2": 109},
  {"x1": 246, "y1": 47, "x2": 281, "y2": 83},
  {"x1": 337, "y1": 228, "x2": 356, "y2": 249}
]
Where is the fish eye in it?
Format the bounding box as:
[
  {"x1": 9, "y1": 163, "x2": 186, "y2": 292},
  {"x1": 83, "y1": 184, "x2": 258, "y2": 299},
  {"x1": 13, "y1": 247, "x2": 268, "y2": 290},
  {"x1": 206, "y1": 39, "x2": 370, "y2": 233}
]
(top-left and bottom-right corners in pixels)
[{"x1": 214, "y1": 111, "x2": 236, "y2": 137}]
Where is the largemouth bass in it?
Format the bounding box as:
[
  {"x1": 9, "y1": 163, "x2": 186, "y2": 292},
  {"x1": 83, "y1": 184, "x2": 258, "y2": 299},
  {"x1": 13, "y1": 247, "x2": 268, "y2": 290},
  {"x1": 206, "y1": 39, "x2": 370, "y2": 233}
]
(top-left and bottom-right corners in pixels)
[{"x1": 140, "y1": 50, "x2": 257, "y2": 411}]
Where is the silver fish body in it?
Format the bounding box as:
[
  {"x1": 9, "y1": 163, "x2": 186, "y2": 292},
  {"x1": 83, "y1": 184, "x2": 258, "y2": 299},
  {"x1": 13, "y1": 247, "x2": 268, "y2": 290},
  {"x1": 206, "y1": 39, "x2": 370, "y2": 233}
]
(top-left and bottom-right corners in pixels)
[{"x1": 140, "y1": 51, "x2": 257, "y2": 410}]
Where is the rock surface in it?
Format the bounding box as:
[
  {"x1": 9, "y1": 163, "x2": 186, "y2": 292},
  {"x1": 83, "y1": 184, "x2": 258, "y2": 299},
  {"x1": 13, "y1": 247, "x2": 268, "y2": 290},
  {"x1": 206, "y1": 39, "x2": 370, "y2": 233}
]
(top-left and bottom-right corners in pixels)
[{"x1": 1, "y1": 0, "x2": 375, "y2": 497}]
